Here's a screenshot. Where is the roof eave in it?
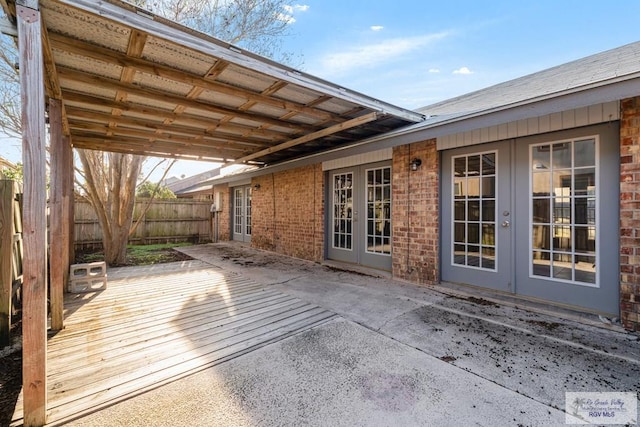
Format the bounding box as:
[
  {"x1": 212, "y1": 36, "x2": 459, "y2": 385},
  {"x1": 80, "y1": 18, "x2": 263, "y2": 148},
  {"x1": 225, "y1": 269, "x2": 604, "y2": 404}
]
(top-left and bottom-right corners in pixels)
[{"x1": 194, "y1": 74, "x2": 640, "y2": 188}]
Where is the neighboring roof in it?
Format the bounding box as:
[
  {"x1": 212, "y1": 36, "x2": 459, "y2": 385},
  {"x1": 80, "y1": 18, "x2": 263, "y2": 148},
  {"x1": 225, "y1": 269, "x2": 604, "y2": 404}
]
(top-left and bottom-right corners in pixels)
[
  {"x1": 1, "y1": 0, "x2": 423, "y2": 166},
  {"x1": 165, "y1": 168, "x2": 221, "y2": 193},
  {"x1": 0, "y1": 156, "x2": 16, "y2": 170},
  {"x1": 176, "y1": 164, "x2": 257, "y2": 196},
  {"x1": 418, "y1": 41, "x2": 640, "y2": 117}
]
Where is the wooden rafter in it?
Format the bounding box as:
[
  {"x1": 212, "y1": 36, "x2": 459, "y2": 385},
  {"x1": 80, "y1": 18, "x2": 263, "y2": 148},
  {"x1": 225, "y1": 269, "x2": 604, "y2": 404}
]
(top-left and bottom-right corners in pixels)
[
  {"x1": 65, "y1": 107, "x2": 272, "y2": 148},
  {"x1": 61, "y1": 91, "x2": 291, "y2": 141},
  {"x1": 56, "y1": 66, "x2": 321, "y2": 133},
  {"x1": 67, "y1": 121, "x2": 259, "y2": 154},
  {"x1": 71, "y1": 135, "x2": 239, "y2": 161},
  {"x1": 232, "y1": 112, "x2": 379, "y2": 164},
  {"x1": 48, "y1": 33, "x2": 343, "y2": 123},
  {"x1": 109, "y1": 29, "x2": 147, "y2": 136}
]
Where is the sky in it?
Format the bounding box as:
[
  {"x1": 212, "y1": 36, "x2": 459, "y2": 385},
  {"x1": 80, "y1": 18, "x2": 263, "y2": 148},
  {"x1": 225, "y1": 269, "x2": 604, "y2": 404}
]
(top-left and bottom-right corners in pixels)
[{"x1": 2, "y1": 0, "x2": 640, "y2": 181}]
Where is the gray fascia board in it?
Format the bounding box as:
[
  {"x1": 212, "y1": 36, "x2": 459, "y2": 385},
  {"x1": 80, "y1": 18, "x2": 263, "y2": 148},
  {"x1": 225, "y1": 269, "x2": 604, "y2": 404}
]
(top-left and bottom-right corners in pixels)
[{"x1": 56, "y1": 0, "x2": 424, "y2": 123}]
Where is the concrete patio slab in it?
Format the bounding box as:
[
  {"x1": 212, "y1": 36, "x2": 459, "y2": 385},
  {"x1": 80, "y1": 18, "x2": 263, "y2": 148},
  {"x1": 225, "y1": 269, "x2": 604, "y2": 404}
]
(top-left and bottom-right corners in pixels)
[
  {"x1": 63, "y1": 243, "x2": 639, "y2": 426},
  {"x1": 68, "y1": 319, "x2": 567, "y2": 427}
]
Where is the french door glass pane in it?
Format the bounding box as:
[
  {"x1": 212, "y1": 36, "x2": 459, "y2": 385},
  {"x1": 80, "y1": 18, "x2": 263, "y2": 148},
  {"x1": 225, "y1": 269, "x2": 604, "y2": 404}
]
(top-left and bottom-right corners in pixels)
[
  {"x1": 529, "y1": 138, "x2": 597, "y2": 285},
  {"x1": 245, "y1": 188, "x2": 252, "y2": 236},
  {"x1": 451, "y1": 151, "x2": 497, "y2": 270},
  {"x1": 333, "y1": 173, "x2": 353, "y2": 250},
  {"x1": 366, "y1": 166, "x2": 391, "y2": 255},
  {"x1": 234, "y1": 188, "x2": 243, "y2": 234}
]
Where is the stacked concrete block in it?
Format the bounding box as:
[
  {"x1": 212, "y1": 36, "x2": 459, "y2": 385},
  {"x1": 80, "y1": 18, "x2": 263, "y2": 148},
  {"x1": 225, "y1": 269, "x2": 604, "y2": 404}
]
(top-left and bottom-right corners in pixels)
[{"x1": 68, "y1": 261, "x2": 107, "y2": 293}]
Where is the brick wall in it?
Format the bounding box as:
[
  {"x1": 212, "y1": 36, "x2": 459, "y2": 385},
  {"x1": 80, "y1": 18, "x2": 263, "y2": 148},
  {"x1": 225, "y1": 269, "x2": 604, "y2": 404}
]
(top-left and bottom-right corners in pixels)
[
  {"x1": 212, "y1": 185, "x2": 230, "y2": 241},
  {"x1": 251, "y1": 164, "x2": 324, "y2": 262},
  {"x1": 620, "y1": 97, "x2": 640, "y2": 332},
  {"x1": 392, "y1": 139, "x2": 439, "y2": 284}
]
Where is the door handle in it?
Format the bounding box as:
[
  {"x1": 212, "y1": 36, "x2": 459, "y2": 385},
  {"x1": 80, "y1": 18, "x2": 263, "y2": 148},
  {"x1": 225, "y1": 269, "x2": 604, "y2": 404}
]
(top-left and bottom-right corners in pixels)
[{"x1": 501, "y1": 220, "x2": 510, "y2": 228}]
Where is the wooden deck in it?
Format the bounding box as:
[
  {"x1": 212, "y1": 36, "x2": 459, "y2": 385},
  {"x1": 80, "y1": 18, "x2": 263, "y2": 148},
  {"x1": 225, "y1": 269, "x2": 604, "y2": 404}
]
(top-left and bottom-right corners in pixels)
[{"x1": 11, "y1": 260, "x2": 337, "y2": 426}]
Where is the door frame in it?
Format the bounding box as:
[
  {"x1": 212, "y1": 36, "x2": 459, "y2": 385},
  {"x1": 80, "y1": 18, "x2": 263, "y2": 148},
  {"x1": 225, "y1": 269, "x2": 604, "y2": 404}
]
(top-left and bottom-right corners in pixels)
[
  {"x1": 440, "y1": 140, "x2": 513, "y2": 292},
  {"x1": 439, "y1": 123, "x2": 620, "y2": 315},
  {"x1": 232, "y1": 185, "x2": 252, "y2": 243},
  {"x1": 326, "y1": 161, "x2": 393, "y2": 270},
  {"x1": 513, "y1": 123, "x2": 620, "y2": 315}
]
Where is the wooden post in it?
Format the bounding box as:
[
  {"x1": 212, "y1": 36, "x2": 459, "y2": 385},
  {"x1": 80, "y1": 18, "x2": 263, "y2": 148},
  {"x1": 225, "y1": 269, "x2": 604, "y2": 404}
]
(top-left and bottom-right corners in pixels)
[
  {"x1": 49, "y1": 98, "x2": 66, "y2": 331},
  {"x1": 67, "y1": 145, "x2": 75, "y2": 264},
  {"x1": 0, "y1": 180, "x2": 14, "y2": 346},
  {"x1": 18, "y1": 1, "x2": 48, "y2": 425}
]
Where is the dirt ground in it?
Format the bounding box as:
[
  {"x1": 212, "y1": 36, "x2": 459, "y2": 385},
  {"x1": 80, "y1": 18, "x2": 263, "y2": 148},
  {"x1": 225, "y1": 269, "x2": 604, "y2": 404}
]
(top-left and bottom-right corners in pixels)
[
  {"x1": 0, "y1": 248, "x2": 193, "y2": 426},
  {"x1": 0, "y1": 318, "x2": 21, "y2": 427}
]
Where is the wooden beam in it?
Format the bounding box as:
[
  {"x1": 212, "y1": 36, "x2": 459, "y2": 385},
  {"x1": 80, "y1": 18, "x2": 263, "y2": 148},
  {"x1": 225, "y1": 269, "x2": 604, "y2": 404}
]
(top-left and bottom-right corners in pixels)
[
  {"x1": 71, "y1": 133, "x2": 242, "y2": 159},
  {"x1": 64, "y1": 107, "x2": 273, "y2": 148},
  {"x1": 62, "y1": 90, "x2": 292, "y2": 140},
  {"x1": 48, "y1": 98, "x2": 66, "y2": 331},
  {"x1": 17, "y1": 2, "x2": 48, "y2": 425},
  {"x1": 48, "y1": 33, "x2": 341, "y2": 123},
  {"x1": 109, "y1": 29, "x2": 147, "y2": 133},
  {"x1": 66, "y1": 140, "x2": 75, "y2": 264},
  {"x1": 71, "y1": 140, "x2": 229, "y2": 162},
  {"x1": 67, "y1": 124, "x2": 253, "y2": 154},
  {"x1": 232, "y1": 112, "x2": 379, "y2": 164},
  {"x1": 56, "y1": 66, "x2": 319, "y2": 132}
]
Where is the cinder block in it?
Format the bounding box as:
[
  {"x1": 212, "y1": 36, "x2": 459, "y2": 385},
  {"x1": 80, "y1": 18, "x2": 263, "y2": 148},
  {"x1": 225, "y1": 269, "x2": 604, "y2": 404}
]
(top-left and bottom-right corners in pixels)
[
  {"x1": 70, "y1": 261, "x2": 107, "y2": 279},
  {"x1": 69, "y1": 276, "x2": 107, "y2": 293},
  {"x1": 69, "y1": 261, "x2": 107, "y2": 293}
]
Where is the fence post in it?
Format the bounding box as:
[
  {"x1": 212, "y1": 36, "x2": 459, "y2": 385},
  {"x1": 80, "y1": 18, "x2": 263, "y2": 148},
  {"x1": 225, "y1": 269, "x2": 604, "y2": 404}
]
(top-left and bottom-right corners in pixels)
[{"x1": 0, "y1": 180, "x2": 14, "y2": 346}]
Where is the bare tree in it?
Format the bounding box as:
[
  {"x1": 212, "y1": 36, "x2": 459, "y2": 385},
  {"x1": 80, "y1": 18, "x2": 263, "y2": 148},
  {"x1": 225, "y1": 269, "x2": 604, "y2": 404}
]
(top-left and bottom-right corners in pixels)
[
  {"x1": 76, "y1": 152, "x2": 143, "y2": 264},
  {"x1": 142, "y1": 0, "x2": 299, "y2": 64},
  {"x1": 0, "y1": 35, "x2": 21, "y2": 137}
]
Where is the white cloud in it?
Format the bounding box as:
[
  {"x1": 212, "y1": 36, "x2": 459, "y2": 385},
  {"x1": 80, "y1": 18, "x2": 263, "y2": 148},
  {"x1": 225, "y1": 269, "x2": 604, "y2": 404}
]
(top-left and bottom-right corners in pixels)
[
  {"x1": 284, "y1": 4, "x2": 310, "y2": 13},
  {"x1": 277, "y1": 12, "x2": 296, "y2": 24},
  {"x1": 429, "y1": 68, "x2": 440, "y2": 73},
  {"x1": 453, "y1": 66, "x2": 474, "y2": 75},
  {"x1": 370, "y1": 25, "x2": 384, "y2": 31},
  {"x1": 280, "y1": 4, "x2": 309, "y2": 24},
  {"x1": 319, "y1": 32, "x2": 449, "y2": 76}
]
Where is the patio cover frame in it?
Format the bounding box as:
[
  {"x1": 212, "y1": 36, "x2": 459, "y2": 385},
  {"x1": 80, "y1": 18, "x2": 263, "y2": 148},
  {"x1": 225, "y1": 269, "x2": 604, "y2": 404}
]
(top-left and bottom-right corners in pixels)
[{"x1": 0, "y1": 0, "x2": 424, "y2": 425}]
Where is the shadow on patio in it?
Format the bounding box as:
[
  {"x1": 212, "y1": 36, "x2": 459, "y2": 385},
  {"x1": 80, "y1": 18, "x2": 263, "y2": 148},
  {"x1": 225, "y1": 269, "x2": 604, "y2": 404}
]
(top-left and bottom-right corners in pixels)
[{"x1": 10, "y1": 259, "x2": 336, "y2": 426}]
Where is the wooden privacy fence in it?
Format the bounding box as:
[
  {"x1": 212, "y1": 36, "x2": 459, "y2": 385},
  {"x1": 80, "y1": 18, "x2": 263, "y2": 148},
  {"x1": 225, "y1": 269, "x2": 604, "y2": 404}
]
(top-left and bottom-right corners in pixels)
[
  {"x1": 0, "y1": 180, "x2": 23, "y2": 346},
  {"x1": 74, "y1": 199, "x2": 213, "y2": 250}
]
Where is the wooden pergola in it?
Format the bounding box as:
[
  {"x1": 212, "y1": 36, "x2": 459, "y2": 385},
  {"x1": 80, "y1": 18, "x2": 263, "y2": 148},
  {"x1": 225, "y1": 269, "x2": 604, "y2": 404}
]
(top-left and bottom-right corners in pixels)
[{"x1": 0, "y1": 0, "x2": 423, "y2": 425}]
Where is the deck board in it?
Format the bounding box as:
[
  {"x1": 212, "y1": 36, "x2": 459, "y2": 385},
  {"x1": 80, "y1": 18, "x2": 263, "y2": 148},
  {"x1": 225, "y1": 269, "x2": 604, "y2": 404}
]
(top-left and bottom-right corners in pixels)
[{"x1": 11, "y1": 260, "x2": 337, "y2": 426}]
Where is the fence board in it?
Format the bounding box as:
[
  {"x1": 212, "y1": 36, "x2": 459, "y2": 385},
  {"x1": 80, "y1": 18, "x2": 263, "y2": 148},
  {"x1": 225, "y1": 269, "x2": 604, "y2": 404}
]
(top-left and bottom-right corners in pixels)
[
  {"x1": 74, "y1": 199, "x2": 212, "y2": 250},
  {"x1": 0, "y1": 180, "x2": 23, "y2": 346}
]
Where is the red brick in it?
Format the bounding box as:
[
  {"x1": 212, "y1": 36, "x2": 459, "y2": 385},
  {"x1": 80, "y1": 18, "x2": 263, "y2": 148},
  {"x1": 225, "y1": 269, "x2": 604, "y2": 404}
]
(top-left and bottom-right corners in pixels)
[
  {"x1": 392, "y1": 139, "x2": 439, "y2": 285},
  {"x1": 619, "y1": 96, "x2": 640, "y2": 332}
]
